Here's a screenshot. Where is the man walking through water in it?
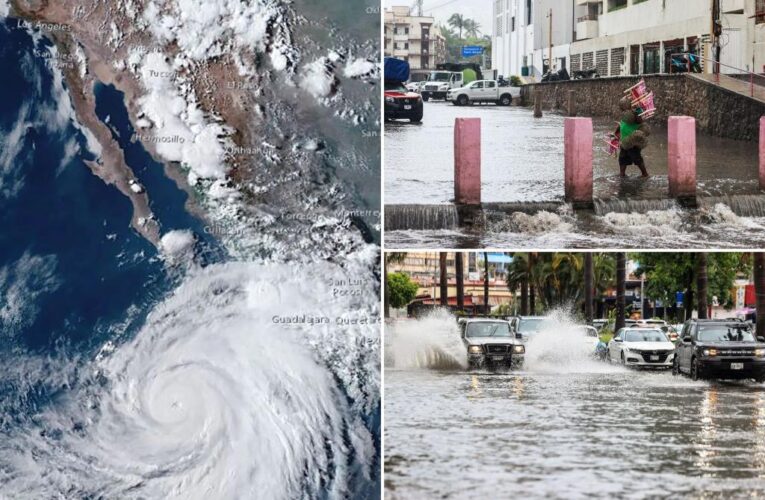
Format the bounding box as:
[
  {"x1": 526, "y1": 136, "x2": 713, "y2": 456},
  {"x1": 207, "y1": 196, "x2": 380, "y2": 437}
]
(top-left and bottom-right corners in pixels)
[{"x1": 615, "y1": 96, "x2": 650, "y2": 178}]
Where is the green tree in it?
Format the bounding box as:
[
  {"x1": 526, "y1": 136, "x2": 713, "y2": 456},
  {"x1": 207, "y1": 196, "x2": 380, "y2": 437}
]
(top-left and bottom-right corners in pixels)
[
  {"x1": 632, "y1": 253, "x2": 747, "y2": 318},
  {"x1": 387, "y1": 272, "x2": 419, "y2": 310},
  {"x1": 463, "y1": 19, "x2": 481, "y2": 38},
  {"x1": 384, "y1": 252, "x2": 407, "y2": 317},
  {"x1": 448, "y1": 13, "x2": 466, "y2": 41}
]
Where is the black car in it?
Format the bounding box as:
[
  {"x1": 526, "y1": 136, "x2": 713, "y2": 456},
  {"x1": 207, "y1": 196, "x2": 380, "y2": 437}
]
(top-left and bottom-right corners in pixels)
[
  {"x1": 458, "y1": 318, "x2": 525, "y2": 370},
  {"x1": 384, "y1": 81, "x2": 423, "y2": 123},
  {"x1": 673, "y1": 319, "x2": 765, "y2": 381}
]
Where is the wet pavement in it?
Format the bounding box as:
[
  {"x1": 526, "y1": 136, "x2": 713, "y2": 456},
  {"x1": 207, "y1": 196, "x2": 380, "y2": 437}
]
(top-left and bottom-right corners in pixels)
[
  {"x1": 385, "y1": 369, "x2": 765, "y2": 500},
  {"x1": 384, "y1": 315, "x2": 765, "y2": 499},
  {"x1": 384, "y1": 101, "x2": 759, "y2": 204}
]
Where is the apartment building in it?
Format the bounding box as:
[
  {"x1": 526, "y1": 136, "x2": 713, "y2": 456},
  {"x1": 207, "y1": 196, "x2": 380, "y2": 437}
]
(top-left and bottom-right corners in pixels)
[
  {"x1": 388, "y1": 252, "x2": 515, "y2": 308},
  {"x1": 492, "y1": 0, "x2": 535, "y2": 79},
  {"x1": 493, "y1": 0, "x2": 765, "y2": 79},
  {"x1": 384, "y1": 6, "x2": 447, "y2": 70},
  {"x1": 570, "y1": 0, "x2": 765, "y2": 76}
]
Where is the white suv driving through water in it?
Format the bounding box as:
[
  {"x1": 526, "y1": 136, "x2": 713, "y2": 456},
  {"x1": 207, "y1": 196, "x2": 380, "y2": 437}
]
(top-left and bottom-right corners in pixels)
[{"x1": 608, "y1": 327, "x2": 675, "y2": 369}]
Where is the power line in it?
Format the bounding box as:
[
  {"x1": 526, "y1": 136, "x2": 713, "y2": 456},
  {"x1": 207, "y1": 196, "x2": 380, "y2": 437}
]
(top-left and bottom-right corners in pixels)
[{"x1": 423, "y1": 0, "x2": 462, "y2": 14}]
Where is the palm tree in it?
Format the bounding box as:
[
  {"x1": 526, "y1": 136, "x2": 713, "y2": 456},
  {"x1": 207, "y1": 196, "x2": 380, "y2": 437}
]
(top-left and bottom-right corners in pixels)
[
  {"x1": 385, "y1": 252, "x2": 407, "y2": 318},
  {"x1": 506, "y1": 253, "x2": 531, "y2": 315},
  {"x1": 755, "y1": 253, "x2": 765, "y2": 338},
  {"x1": 584, "y1": 253, "x2": 594, "y2": 323},
  {"x1": 463, "y1": 18, "x2": 481, "y2": 38},
  {"x1": 455, "y1": 252, "x2": 465, "y2": 310},
  {"x1": 593, "y1": 253, "x2": 616, "y2": 319},
  {"x1": 439, "y1": 252, "x2": 448, "y2": 307},
  {"x1": 616, "y1": 253, "x2": 626, "y2": 332},
  {"x1": 448, "y1": 13, "x2": 466, "y2": 41},
  {"x1": 696, "y1": 253, "x2": 708, "y2": 319},
  {"x1": 483, "y1": 251, "x2": 489, "y2": 313}
]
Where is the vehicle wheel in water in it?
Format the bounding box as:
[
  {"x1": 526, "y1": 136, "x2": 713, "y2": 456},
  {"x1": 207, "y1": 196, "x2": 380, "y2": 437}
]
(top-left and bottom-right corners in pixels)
[
  {"x1": 410, "y1": 112, "x2": 423, "y2": 123},
  {"x1": 422, "y1": 94, "x2": 430, "y2": 102},
  {"x1": 457, "y1": 95, "x2": 469, "y2": 106},
  {"x1": 691, "y1": 357, "x2": 701, "y2": 381},
  {"x1": 621, "y1": 352, "x2": 626, "y2": 365},
  {"x1": 499, "y1": 94, "x2": 512, "y2": 106},
  {"x1": 672, "y1": 357, "x2": 679, "y2": 376}
]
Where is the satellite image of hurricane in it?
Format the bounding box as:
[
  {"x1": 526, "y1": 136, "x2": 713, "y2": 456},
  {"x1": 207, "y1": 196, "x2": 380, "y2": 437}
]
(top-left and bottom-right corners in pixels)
[{"x1": 0, "y1": 0, "x2": 380, "y2": 498}]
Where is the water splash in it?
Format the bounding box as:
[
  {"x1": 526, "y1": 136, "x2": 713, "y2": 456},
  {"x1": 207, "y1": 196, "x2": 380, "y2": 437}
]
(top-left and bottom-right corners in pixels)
[
  {"x1": 524, "y1": 310, "x2": 619, "y2": 374},
  {"x1": 386, "y1": 310, "x2": 466, "y2": 370}
]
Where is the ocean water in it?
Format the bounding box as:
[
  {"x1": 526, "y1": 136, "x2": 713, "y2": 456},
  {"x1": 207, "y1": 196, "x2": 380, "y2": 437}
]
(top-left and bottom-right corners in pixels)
[{"x1": 0, "y1": 17, "x2": 379, "y2": 499}]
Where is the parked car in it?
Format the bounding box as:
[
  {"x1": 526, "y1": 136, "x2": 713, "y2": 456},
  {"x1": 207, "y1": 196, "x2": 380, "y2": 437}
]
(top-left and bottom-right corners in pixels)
[
  {"x1": 460, "y1": 318, "x2": 525, "y2": 370},
  {"x1": 405, "y1": 81, "x2": 426, "y2": 93},
  {"x1": 446, "y1": 80, "x2": 521, "y2": 106},
  {"x1": 511, "y1": 316, "x2": 548, "y2": 342},
  {"x1": 608, "y1": 327, "x2": 675, "y2": 369},
  {"x1": 384, "y1": 81, "x2": 423, "y2": 123},
  {"x1": 673, "y1": 319, "x2": 765, "y2": 381}
]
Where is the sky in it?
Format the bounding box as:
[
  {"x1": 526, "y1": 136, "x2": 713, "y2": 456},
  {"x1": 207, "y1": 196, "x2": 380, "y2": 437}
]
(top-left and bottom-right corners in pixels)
[{"x1": 385, "y1": 0, "x2": 494, "y2": 38}]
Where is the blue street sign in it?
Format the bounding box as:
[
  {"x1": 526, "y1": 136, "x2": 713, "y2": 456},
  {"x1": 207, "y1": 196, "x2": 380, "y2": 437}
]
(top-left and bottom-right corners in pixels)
[
  {"x1": 462, "y1": 45, "x2": 484, "y2": 57},
  {"x1": 676, "y1": 291, "x2": 684, "y2": 307}
]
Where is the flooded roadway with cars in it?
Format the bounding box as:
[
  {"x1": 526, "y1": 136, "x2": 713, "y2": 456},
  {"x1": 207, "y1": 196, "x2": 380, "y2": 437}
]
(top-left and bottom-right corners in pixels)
[
  {"x1": 384, "y1": 101, "x2": 765, "y2": 249},
  {"x1": 384, "y1": 313, "x2": 765, "y2": 499}
]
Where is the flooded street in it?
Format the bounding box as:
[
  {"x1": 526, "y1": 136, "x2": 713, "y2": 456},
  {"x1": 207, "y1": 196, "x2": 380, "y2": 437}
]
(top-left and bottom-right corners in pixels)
[
  {"x1": 385, "y1": 369, "x2": 765, "y2": 499},
  {"x1": 384, "y1": 314, "x2": 765, "y2": 499},
  {"x1": 385, "y1": 101, "x2": 759, "y2": 204},
  {"x1": 384, "y1": 102, "x2": 765, "y2": 249}
]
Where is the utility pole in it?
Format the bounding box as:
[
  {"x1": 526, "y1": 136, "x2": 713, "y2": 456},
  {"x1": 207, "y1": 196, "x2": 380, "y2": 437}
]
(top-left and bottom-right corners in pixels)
[
  {"x1": 547, "y1": 8, "x2": 553, "y2": 72},
  {"x1": 711, "y1": 0, "x2": 721, "y2": 76}
]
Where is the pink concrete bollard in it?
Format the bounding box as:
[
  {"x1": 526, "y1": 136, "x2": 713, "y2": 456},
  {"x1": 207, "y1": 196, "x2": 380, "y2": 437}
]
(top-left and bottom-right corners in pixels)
[
  {"x1": 760, "y1": 117, "x2": 765, "y2": 191},
  {"x1": 563, "y1": 117, "x2": 593, "y2": 206},
  {"x1": 667, "y1": 116, "x2": 697, "y2": 198},
  {"x1": 454, "y1": 118, "x2": 481, "y2": 205}
]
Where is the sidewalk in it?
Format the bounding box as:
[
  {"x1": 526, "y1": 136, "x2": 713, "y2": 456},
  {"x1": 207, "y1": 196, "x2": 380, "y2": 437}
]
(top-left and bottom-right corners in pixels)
[{"x1": 691, "y1": 72, "x2": 765, "y2": 104}]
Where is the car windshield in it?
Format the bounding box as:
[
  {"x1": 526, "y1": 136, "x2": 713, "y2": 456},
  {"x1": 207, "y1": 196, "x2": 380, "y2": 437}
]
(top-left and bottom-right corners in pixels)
[
  {"x1": 465, "y1": 322, "x2": 512, "y2": 338},
  {"x1": 517, "y1": 319, "x2": 545, "y2": 333},
  {"x1": 698, "y1": 325, "x2": 755, "y2": 342},
  {"x1": 624, "y1": 329, "x2": 667, "y2": 342},
  {"x1": 428, "y1": 72, "x2": 451, "y2": 82},
  {"x1": 384, "y1": 82, "x2": 408, "y2": 92}
]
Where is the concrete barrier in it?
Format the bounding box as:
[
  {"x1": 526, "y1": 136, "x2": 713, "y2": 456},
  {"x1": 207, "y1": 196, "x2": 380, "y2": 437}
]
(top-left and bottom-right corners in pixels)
[
  {"x1": 454, "y1": 118, "x2": 481, "y2": 205},
  {"x1": 564, "y1": 117, "x2": 593, "y2": 207},
  {"x1": 667, "y1": 116, "x2": 697, "y2": 199},
  {"x1": 760, "y1": 117, "x2": 765, "y2": 191},
  {"x1": 533, "y1": 90, "x2": 542, "y2": 118}
]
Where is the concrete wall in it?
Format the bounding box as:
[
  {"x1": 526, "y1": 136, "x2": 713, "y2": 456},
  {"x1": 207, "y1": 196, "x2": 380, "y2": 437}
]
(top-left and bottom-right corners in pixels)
[{"x1": 521, "y1": 74, "x2": 765, "y2": 141}]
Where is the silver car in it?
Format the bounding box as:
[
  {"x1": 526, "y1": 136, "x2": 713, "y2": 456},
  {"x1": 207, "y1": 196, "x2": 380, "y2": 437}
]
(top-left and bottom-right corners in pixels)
[{"x1": 459, "y1": 318, "x2": 525, "y2": 370}]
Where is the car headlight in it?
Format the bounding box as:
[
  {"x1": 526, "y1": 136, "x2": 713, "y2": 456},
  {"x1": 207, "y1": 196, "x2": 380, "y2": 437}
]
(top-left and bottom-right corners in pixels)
[
  {"x1": 468, "y1": 345, "x2": 482, "y2": 354},
  {"x1": 755, "y1": 349, "x2": 765, "y2": 357},
  {"x1": 385, "y1": 96, "x2": 394, "y2": 103},
  {"x1": 513, "y1": 345, "x2": 525, "y2": 354},
  {"x1": 703, "y1": 348, "x2": 718, "y2": 357}
]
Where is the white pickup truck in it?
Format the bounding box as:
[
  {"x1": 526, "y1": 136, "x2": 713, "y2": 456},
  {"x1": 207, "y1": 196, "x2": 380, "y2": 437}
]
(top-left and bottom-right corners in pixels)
[{"x1": 446, "y1": 80, "x2": 521, "y2": 106}]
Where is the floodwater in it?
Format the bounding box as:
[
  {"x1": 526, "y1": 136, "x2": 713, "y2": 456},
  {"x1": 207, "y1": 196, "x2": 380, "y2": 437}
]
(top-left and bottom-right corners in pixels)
[
  {"x1": 384, "y1": 101, "x2": 758, "y2": 204},
  {"x1": 383, "y1": 101, "x2": 765, "y2": 249},
  {"x1": 384, "y1": 314, "x2": 765, "y2": 499}
]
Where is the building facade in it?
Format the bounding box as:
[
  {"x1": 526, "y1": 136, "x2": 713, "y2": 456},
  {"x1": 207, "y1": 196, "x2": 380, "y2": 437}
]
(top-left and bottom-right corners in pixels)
[
  {"x1": 384, "y1": 6, "x2": 447, "y2": 70},
  {"x1": 492, "y1": 0, "x2": 535, "y2": 79},
  {"x1": 493, "y1": 0, "x2": 765, "y2": 80},
  {"x1": 570, "y1": 0, "x2": 764, "y2": 76}
]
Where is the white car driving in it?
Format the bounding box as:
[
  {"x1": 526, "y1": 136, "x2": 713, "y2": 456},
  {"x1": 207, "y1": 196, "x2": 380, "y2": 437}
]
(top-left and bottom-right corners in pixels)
[{"x1": 608, "y1": 327, "x2": 675, "y2": 369}]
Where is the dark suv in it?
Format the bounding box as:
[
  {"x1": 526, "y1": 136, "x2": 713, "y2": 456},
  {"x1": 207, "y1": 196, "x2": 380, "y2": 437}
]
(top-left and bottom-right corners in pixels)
[{"x1": 673, "y1": 319, "x2": 765, "y2": 381}]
